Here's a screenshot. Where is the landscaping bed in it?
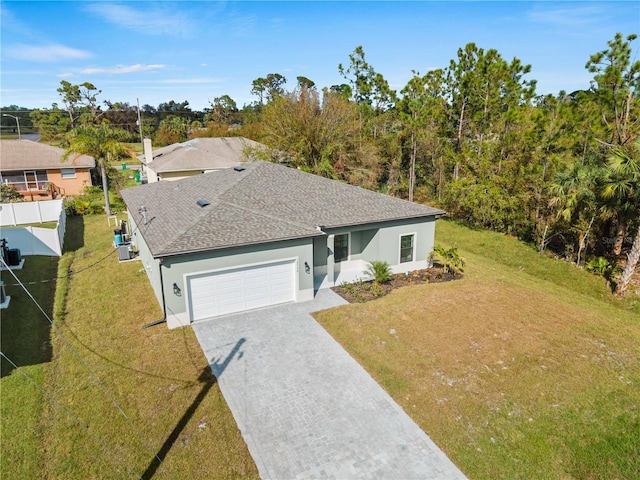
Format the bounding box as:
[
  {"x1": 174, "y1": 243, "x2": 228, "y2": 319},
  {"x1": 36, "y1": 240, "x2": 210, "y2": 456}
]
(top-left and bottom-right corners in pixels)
[{"x1": 332, "y1": 267, "x2": 459, "y2": 303}]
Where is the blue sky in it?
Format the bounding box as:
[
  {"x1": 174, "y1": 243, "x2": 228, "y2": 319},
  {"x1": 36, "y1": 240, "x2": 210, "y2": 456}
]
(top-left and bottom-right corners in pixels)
[{"x1": 1, "y1": 1, "x2": 638, "y2": 111}]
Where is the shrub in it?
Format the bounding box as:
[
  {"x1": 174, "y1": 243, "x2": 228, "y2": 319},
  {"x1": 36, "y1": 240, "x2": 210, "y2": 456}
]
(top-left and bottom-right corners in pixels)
[
  {"x1": 338, "y1": 280, "x2": 365, "y2": 302},
  {"x1": 64, "y1": 198, "x2": 103, "y2": 216},
  {"x1": 109, "y1": 198, "x2": 126, "y2": 214},
  {"x1": 586, "y1": 257, "x2": 611, "y2": 276},
  {"x1": 586, "y1": 257, "x2": 621, "y2": 282},
  {"x1": 0, "y1": 184, "x2": 24, "y2": 203},
  {"x1": 364, "y1": 260, "x2": 393, "y2": 284},
  {"x1": 369, "y1": 283, "x2": 384, "y2": 297},
  {"x1": 64, "y1": 182, "x2": 129, "y2": 216},
  {"x1": 429, "y1": 244, "x2": 466, "y2": 276}
]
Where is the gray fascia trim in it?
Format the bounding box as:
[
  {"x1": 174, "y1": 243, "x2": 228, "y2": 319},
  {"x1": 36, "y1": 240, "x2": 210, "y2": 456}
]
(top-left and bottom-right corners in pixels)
[
  {"x1": 319, "y1": 211, "x2": 447, "y2": 232},
  {"x1": 152, "y1": 231, "x2": 324, "y2": 259}
]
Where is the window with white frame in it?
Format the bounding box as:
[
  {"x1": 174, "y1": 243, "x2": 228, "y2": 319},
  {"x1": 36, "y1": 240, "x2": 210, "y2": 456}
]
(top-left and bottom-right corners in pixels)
[
  {"x1": 334, "y1": 233, "x2": 349, "y2": 263},
  {"x1": 400, "y1": 234, "x2": 415, "y2": 263},
  {"x1": 61, "y1": 168, "x2": 76, "y2": 179}
]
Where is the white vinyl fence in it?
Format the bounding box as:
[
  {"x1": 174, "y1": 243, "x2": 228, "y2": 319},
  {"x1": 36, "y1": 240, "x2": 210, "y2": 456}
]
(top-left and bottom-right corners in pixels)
[{"x1": 0, "y1": 200, "x2": 66, "y2": 256}]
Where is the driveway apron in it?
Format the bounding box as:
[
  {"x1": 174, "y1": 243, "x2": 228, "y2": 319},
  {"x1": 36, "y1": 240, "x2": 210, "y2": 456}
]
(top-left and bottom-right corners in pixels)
[{"x1": 193, "y1": 289, "x2": 467, "y2": 479}]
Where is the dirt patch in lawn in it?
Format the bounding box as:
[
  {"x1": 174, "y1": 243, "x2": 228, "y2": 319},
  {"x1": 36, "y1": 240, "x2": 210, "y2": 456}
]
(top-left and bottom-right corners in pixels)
[{"x1": 331, "y1": 267, "x2": 460, "y2": 303}]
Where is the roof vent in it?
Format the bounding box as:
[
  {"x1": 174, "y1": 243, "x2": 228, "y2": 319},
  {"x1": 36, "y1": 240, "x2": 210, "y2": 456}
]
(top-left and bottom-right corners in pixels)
[
  {"x1": 233, "y1": 165, "x2": 245, "y2": 172},
  {"x1": 196, "y1": 199, "x2": 210, "y2": 207}
]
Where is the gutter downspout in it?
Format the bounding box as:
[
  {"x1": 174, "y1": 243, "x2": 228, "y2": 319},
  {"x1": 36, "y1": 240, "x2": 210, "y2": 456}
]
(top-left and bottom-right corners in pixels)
[{"x1": 143, "y1": 257, "x2": 167, "y2": 329}]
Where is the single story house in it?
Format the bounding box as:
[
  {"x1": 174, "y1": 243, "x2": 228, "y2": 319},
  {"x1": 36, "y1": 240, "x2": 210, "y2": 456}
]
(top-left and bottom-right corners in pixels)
[
  {"x1": 121, "y1": 161, "x2": 445, "y2": 329},
  {"x1": 0, "y1": 140, "x2": 95, "y2": 200},
  {"x1": 140, "y1": 136, "x2": 267, "y2": 183}
]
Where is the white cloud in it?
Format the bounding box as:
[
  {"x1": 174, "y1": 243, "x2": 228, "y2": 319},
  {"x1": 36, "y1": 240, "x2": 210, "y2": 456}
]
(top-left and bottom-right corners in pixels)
[
  {"x1": 5, "y1": 44, "x2": 93, "y2": 62},
  {"x1": 84, "y1": 2, "x2": 196, "y2": 37},
  {"x1": 80, "y1": 64, "x2": 166, "y2": 75},
  {"x1": 527, "y1": 5, "x2": 604, "y2": 26}
]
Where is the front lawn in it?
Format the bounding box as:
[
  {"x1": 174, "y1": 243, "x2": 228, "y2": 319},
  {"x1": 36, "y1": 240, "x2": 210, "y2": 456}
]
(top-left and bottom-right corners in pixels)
[
  {"x1": 1, "y1": 215, "x2": 258, "y2": 479},
  {"x1": 315, "y1": 219, "x2": 640, "y2": 480}
]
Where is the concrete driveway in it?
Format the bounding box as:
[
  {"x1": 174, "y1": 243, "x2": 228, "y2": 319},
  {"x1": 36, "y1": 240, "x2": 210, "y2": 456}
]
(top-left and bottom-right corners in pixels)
[{"x1": 193, "y1": 289, "x2": 467, "y2": 479}]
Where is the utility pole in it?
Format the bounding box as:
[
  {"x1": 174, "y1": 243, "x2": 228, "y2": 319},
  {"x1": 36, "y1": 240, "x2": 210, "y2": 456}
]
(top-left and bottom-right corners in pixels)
[
  {"x1": 3, "y1": 114, "x2": 21, "y2": 139},
  {"x1": 136, "y1": 98, "x2": 144, "y2": 145}
]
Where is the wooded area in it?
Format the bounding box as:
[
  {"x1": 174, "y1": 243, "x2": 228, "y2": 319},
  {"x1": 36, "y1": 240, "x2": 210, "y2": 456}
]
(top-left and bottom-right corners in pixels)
[{"x1": 2, "y1": 33, "x2": 638, "y2": 293}]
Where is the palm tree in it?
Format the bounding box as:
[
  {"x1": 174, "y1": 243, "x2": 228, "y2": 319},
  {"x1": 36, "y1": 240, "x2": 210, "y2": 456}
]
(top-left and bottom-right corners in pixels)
[
  {"x1": 603, "y1": 139, "x2": 640, "y2": 295},
  {"x1": 548, "y1": 161, "x2": 601, "y2": 266},
  {"x1": 429, "y1": 245, "x2": 466, "y2": 276},
  {"x1": 64, "y1": 125, "x2": 134, "y2": 216},
  {"x1": 364, "y1": 260, "x2": 393, "y2": 283},
  {"x1": 602, "y1": 139, "x2": 640, "y2": 255},
  {"x1": 616, "y1": 224, "x2": 640, "y2": 295},
  {"x1": 156, "y1": 115, "x2": 188, "y2": 145}
]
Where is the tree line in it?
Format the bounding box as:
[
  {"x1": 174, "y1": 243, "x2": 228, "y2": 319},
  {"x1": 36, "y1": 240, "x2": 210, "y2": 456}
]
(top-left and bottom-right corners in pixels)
[
  {"x1": 250, "y1": 33, "x2": 639, "y2": 295},
  {"x1": 1, "y1": 32, "x2": 638, "y2": 294}
]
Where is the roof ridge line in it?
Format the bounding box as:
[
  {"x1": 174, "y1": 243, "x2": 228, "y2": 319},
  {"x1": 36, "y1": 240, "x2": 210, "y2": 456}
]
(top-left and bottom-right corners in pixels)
[
  {"x1": 154, "y1": 163, "x2": 265, "y2": 254},
  {"x1": 214, "y1": 161, "x2": 325, "y2": 233}
]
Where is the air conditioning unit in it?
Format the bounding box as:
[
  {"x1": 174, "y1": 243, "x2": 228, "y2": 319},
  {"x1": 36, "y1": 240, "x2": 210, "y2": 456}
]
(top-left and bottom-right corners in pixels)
[{"x1": 117, "y1": 244, "x2": 132, "y2": 262}]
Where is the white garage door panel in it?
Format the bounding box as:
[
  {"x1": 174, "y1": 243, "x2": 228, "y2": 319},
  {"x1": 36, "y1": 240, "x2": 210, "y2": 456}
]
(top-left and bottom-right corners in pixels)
[{"x1": 189, "y1": 260, "x2": 296, "y2": 321}]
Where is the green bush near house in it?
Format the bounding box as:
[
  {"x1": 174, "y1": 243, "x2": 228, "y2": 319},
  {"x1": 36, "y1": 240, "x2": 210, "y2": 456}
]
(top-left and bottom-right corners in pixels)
[
  {"x1": 429, "y1": 244, "x2": 466, "y2": 275},
  {"x1": 364, "y1": 260, "x2": 393, "y2": 284},
  {"x1": 64, "y1": 176, "x2": 127, "y2": 216}
]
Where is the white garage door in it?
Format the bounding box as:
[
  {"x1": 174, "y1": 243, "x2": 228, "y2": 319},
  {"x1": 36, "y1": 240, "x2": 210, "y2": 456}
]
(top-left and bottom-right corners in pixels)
[{"x1": 188, "y1": 260, "x2": 296, "y2": 321}]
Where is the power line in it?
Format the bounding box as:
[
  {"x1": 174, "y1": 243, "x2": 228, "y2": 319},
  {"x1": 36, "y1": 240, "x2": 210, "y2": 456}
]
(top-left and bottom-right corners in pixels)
[
  {"x1": 1, "y1": 247, "x2": 118, "y2": 286},
  {"x1": 2, "y1": 216, "x2": 145, "y2": 287},
  {"x1": 0, "y1": 351, "x2": 142, "y2": 479},
  {"x1": 0, "y1": 257, "x2": 173, "y2": 479}
]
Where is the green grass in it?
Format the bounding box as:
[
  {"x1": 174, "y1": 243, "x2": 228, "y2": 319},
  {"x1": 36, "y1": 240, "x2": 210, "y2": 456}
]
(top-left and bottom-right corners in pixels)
[
  {"x1": 1, "y1": 256, "x2": 58, "y2": 478},
  {"x1": 438, "y1": 219, "x2": 639, "y2": 314},
  {"x1": 315, "y1": 219, "x2": 640, "y2": 480},
  {"x1": 1, "y1": 215, "x2": 258, "y2": 479},
  {"x1": 2, "y1": 222, "x2": 58, "y2": 229}
]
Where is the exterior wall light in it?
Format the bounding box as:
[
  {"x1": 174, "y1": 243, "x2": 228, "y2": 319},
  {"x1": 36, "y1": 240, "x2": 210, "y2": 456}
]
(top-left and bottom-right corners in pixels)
[{"x1": 173, "y1": 283, "x2": 182, "y2": 296}]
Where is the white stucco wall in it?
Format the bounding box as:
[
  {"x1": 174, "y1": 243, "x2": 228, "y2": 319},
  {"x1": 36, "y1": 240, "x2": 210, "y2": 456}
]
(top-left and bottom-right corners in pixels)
[
  {"x1": 127, "y1": 210, "x2": 163, "y2": 307},
  {"x1": 314, "y1": 217, "x2": 438, "y2": 288}
]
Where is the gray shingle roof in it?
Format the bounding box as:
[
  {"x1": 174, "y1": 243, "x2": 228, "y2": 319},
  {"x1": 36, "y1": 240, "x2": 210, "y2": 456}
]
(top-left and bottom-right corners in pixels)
[
  {"x1": 142, "y1": 137, "x2": 266, "y2": 173},
  {"x1": 0, "y1": 139, "x2": 95, "y2": 170},
  {"x1": 121, "y1": 161, "x2": 445, "y2": 257}
]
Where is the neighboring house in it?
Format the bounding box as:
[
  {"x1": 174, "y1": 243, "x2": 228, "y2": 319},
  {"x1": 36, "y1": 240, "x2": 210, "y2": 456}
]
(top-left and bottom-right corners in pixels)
[
  {"x1": 0, "y1": 140, "x2": 95, "y2": 200},
  {"x1": 140, "y1": 136, "x2": 267, "y2": 183},
  {"x1": 121, "y1": 161, "x2": 445, "y2": 329}
]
